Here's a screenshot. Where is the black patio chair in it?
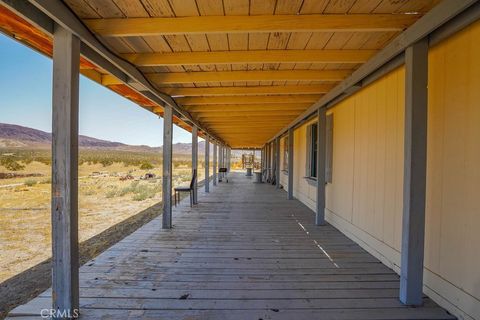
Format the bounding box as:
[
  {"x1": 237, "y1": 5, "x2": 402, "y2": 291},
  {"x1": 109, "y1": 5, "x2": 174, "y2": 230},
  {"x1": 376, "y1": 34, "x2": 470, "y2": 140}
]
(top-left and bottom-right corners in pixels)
[
  {"x1": 219, "y1": 167, "x2": 228, "y2": 183},
  {"x1": 174, "y1": 169, "x2": 196, "y2": 207}
]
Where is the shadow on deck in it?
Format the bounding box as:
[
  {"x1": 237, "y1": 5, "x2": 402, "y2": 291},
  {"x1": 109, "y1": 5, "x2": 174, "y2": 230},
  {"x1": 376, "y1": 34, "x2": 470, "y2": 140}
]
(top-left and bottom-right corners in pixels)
[{"x1": 8, "y1": 172, "x2": 454, "y2": 319}]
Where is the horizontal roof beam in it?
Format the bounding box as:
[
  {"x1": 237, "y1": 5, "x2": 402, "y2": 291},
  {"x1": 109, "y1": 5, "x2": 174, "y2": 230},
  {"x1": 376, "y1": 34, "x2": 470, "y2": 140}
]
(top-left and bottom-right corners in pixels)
[
  {"x1": 121, "y1": 49, "x2": 377, "y2": 66},
  {"x1": 184, "y1": 104, "x2": 310, "y2": 112},
  {"x1": 196, "y1": 111, "x2": 301, "y2": 118},
  {"x1": 203, "y1": 117, "x2": 293, "y2": 123},
  {"x1": 107, "y1": 70, "x2": 350, "y2": 85},
  {"x1": 84, "y1": 14, "x2": 419, "y2": 37},
  {"x1": 157, "y1": 85, "x2": 335, "y2": 97},
  {"x1": 177, "y1": 95, "x2": 321, "y2": 105}
]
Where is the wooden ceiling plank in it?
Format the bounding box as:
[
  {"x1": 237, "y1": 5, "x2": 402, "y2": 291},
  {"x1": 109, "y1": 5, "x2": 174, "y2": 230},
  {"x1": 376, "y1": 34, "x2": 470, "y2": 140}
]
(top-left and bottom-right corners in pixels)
[{"x1": 84, "y1": 14, "x2": 420, "y2": 36}]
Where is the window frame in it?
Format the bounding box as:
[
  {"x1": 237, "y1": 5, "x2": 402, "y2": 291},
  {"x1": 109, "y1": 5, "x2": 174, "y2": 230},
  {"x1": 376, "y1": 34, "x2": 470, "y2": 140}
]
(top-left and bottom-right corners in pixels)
[{"x1": 306, "y1": 122, "x2": 318, "y2": 179}]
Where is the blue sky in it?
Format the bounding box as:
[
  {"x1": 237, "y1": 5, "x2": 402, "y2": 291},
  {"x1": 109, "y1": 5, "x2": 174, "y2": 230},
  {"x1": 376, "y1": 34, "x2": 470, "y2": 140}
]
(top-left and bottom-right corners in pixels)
[{"x1": 0, "y1": 33, "x2": 194, "y2": 147}]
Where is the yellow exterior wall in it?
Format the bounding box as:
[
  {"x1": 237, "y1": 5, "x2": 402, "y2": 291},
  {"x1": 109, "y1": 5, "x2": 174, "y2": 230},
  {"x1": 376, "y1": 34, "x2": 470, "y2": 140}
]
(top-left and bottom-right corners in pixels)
[
  {"x1": 279, "y1": 20, "x2": 480, "y2": 320},
  {"x1": 424, "y1": 20, "x2": 480, "y2": 319}
]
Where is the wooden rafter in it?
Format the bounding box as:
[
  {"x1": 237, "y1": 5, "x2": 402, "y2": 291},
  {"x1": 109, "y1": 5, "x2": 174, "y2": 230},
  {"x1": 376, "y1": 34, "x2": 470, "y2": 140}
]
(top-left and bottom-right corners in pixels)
[
  {"x1": 84, "y1": 14, "x2": 419, "y2": 37},
  {"x1": 184, "y1": 104, "x2": 311, "y2": 112},
  {"x1": 103, "y1": 70, "x2": 350, "y2": 85},
  {"x1": 121, "y1": 50, "x2": 377, "y2": 66},
  {"x1": 202, "y1": 117, "x2": 293, "y2": 123},
  {"x1": 157, "y1": 85, "x2": 335, "y2": 97},
  {"x1": 196, "y1": 111, "x2": 302, "y2": 118},
  {"x1": 177, "y1": 95, "x2": 321, "y2": 105}
]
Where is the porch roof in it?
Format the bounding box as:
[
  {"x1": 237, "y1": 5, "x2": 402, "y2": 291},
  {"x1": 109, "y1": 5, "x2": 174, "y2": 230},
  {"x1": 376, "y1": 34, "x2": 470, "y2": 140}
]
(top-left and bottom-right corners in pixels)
[{"x1": 0, "y1": 0, "x2": 440, "y2": 148}]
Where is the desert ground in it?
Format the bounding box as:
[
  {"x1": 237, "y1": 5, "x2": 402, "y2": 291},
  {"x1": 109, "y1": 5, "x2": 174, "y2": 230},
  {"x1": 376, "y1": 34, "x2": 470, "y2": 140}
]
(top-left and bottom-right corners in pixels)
[{"x1": 0, "y1": 149, "x2": 210, "y2": 282}]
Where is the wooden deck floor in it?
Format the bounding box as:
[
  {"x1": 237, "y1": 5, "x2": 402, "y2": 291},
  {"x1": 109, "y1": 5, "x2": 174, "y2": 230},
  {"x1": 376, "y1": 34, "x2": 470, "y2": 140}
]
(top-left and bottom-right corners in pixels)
[{"x1": 9, "y1": 172, "x2": 454, "y2": 319}]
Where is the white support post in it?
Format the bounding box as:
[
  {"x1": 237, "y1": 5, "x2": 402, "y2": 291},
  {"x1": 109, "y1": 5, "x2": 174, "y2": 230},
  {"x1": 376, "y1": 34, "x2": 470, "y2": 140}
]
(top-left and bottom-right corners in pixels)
[
  {"x1": 205, "y1": 136, "x2": 210, "y2": 193},
  {"x1": 213, "y1": 143, "x2": 217, "y2": 186},
  {"x1": 275, "y1": 137, "x2": 281, "y2": 189},
  {"x1": 316, "y1": 107, "x2": 327, "y2": 226},
  {"x1": 51, "y1": 25, "x2": 80, "y2": 318},
  {"x1": 162, "y1": 104, "x2": 173, "y2": 229},
  {"x1": 287, "y1": 128, "x2": 294, "y2": 200},
  {"x1": 192, "y1": 126, "x2": 198, "y2": 204},
  {"x1": 400, "y1": 38, "x2": 429, "y2": 306}
]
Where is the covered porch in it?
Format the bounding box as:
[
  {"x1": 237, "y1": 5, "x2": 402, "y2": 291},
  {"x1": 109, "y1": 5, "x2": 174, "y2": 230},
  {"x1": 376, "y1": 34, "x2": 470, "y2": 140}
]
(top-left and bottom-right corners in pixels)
[{"x1": 9, "y1": 172, "x2": 454, "y2": 319}]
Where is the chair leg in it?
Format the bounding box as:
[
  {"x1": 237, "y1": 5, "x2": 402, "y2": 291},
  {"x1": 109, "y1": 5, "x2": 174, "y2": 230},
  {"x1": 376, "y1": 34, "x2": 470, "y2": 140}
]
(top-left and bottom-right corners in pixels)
[
  {"x1": 190, "y1": 190, "x2": 192, "y2": 207},
  {"x1": 174, "y1": 191, "x2": 177, "y2": 207}
]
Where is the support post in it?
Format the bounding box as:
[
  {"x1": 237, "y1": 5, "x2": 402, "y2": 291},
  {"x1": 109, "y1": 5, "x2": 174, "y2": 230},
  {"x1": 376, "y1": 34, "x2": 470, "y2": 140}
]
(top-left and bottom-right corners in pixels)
[
  {"x1": 271, "y1": 140, "x2": 277, "y2": 184},
  {"x1": 51, "y1": 25, "x2": 80, "y2": 318},
  {"x1": 316, "y1": 107, "x2": 327, "y2": 225},
  {"x1": 205, "y1": 136, "x2": 210, "y2": 192},
  {"x1": 227, "y1": 147, "x2": 231, "y2": 172},
  {"x1": 192, "y1": 126, "x2": 198, "y2": 204},
  {"x1": 219, "y1": 145, "x2": 223, "y2": 181},
  {"x1": 229, "y1": 148, "x2": 232, "y2": 171},
  {"x1": 287, "y1": 128, "x2": 294, "y2": 200},
  {"x1": 275, "y1": 137, "x2": 281, "y2": 189},
  {"x1": 213, "y1": 143, "x2": 217, "y2": 186},
  {"x1": 162, "y1": 104, "x2": 173, "y2": 229},
  {"x1": 400, "y1": 38, "x2": 428, "y2": 306},
  {"x1": 266, "y1": 143, "x2": 270, "y2": 181}
]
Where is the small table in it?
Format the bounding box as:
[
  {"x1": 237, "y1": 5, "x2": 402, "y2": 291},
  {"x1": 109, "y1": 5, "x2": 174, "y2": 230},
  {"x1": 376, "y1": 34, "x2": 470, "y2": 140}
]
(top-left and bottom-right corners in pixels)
[
  {"x1": 246, "y1": 168, "x2": 253, "y2": 176},
  {"x1": 254, "y1": 171, "x2": 263, "y2": 183}
]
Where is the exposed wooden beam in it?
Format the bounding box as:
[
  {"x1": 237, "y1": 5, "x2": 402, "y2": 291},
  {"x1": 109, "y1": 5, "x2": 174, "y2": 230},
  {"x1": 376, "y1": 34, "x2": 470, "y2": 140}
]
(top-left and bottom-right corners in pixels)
[
  {"x1": 121, "y1": 49, "x2": 377, "y2": 66},
  {"x1": 207, "y1": 124, "x2": 288, "y2": 129},
  {"x1": 212, "y1": 128, "x2": 280, "y2": 133},
  {"x1": 158, "y1": 85, "x2": 335, "y2": 97},
  {"x1": 108, "y1": 70, "x2": 351, "y2": 85},
  {"x1": 196, "y1": 111, "x2": 301, "y2": 118},
  {"x1": 184, "y1": 104, "x2": 310, "y2": 112},
  {"x1": 177, "y1": 95, "x2": 321, "y2": 105},
  {"x1": 84, "y1": 14, "x2": 419, "y2": 37},
  {"x1": 202, "y1": 116, "x2": 294, "y2": 122}
]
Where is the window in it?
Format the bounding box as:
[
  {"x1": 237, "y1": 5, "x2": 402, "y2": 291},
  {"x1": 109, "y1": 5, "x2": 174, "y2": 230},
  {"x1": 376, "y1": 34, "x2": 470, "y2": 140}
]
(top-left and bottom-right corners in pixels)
[
  {"x1": 305, "y1": 114, "x2": 333, "y2": 182},
  {"x1": 282, "y1": 136, "x2": 289, "y2": 171},
  {"x1": 306, "y1": 123, "x2": 318, "y2": 178}
]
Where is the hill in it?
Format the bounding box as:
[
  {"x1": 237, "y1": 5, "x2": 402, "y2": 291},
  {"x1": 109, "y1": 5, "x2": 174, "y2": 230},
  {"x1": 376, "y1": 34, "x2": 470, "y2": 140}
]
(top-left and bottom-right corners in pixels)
[{"x1": 0, "y1": 123, "x2": 206, "y2": 154}]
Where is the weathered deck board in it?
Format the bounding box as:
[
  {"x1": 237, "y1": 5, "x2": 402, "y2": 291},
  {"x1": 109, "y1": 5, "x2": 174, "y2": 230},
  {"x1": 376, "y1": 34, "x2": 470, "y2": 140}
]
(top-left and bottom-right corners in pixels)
[{"x1": 8, "y1": 172, "x2": 455, "y2": 319}]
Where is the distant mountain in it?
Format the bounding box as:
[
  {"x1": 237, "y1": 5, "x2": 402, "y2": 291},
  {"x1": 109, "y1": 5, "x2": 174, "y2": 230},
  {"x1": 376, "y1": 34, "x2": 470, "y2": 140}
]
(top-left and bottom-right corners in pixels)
[{"x1": 0, "y1": 123, "x2": 205, "y2": 154}]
